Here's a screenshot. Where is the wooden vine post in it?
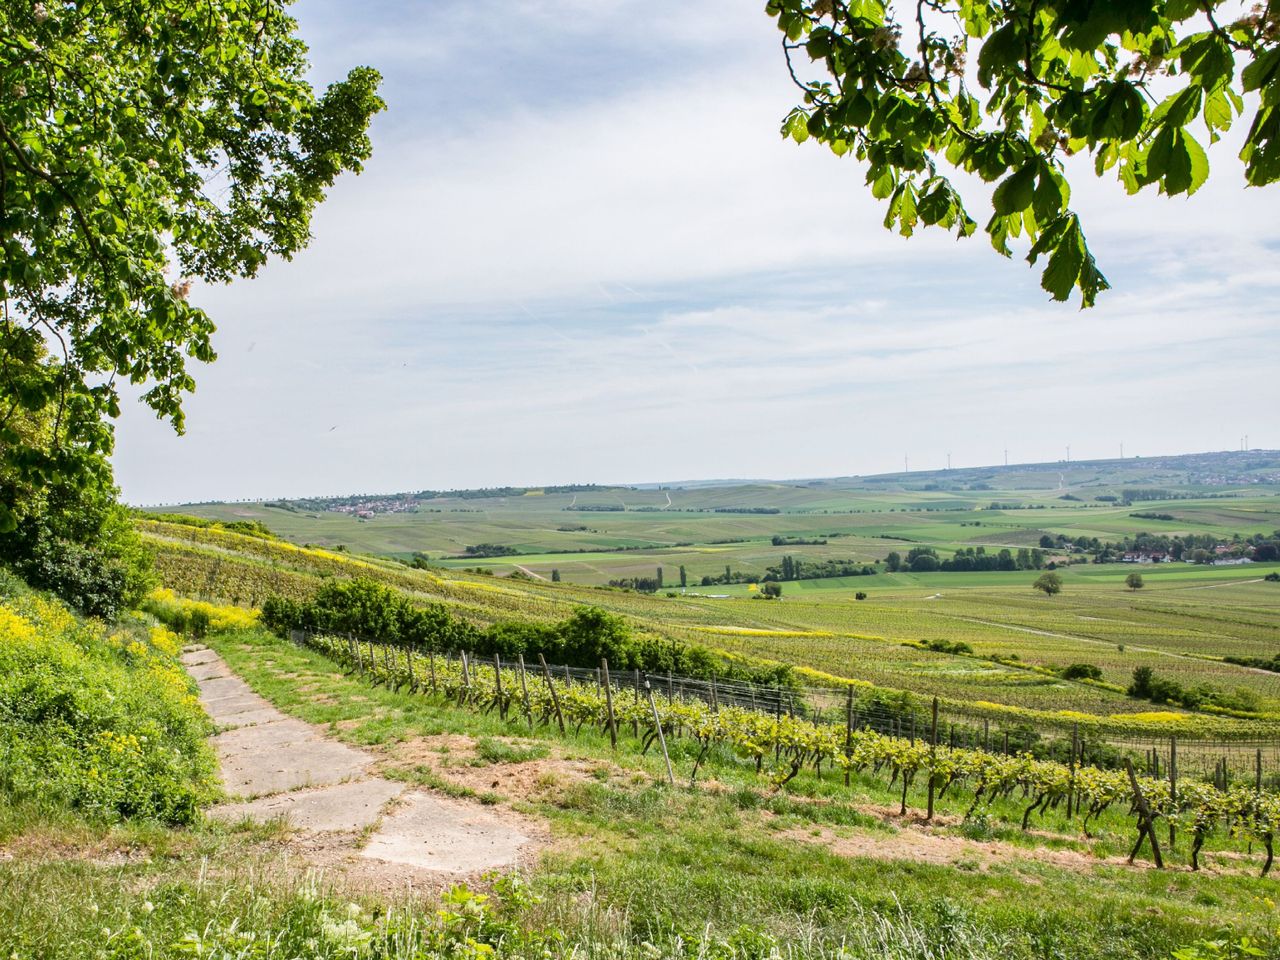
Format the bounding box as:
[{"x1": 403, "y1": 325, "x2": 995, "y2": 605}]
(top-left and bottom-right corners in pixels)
[
  {"x1": 406, "y1": 648, "x2": 415, "y2": 691},
  {"x1": 1124, "y1": 759, "x2": 1164, "y2": 869},
  {"x1": 492, "y1": 653, "x2": 506, "y2": 720},
  {"x1": 645, "y1": 679, "x2": 675, "y2": 786},
  {"x1": 1067, "y1": 723, "x2": 1079, "y2": 820},
  {"x1": 538, "y1": 653, "x2": 565, "y2": 733},
  {"x1": 632, "y1": 668, "x2": 641, "y2": 736},
  {"x1": 844, "y1": 685, "x2": 854, "y2": 788},
  {"x1": 516, "y1": 654, "x2": 533, "y2": 727},
  {"x1": 428, "y1": 650, "x2": 437, "y2": 691},
  {"x1": 601, "y1": 658, "x2": 618, "y2": 749},
  {"x1": 1169, "y1": 736, "x2": 1178, "y2": 849},
  {"x1": 926, "y1": 697, "x2": 939, "y2": 821}
]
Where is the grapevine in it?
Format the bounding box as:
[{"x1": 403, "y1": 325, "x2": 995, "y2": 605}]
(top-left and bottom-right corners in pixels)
[{"x1": 296, "y1": 630, "x2": 1280, "y2": 876}]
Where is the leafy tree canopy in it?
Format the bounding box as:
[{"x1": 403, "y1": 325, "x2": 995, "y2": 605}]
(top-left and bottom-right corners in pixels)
[
  {"x1": 768, "y1": 0, "x2": 1280, "y2": 305},
  {"x1": 1, "y1": 0, "x2": 384, "y2": 530}
]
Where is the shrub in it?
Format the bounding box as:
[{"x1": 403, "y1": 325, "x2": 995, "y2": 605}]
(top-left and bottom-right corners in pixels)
[
  {"x1": 1062, "y1": 663, "x2": 1103, "y2": 681},
  {"x1": 141, "y1": 588, "x2": 259, "y2": 636},
  {"x1": 0, "y1": 589, "x2": 215, "y2": 823},
  {"x1": 259, "y1": 577, "x2": 792, "y2": 684}
]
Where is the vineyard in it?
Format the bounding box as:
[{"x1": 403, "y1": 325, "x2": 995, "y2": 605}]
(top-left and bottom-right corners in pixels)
[
  {"x1": 291, "y1": 626, "x2": 1280, "y2": 876},
  {"x1": 139, "y1": 518, "x2": 1280, "y2": 747}
]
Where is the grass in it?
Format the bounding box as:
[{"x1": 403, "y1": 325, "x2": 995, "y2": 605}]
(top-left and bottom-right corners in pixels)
[
  {"x1": 213, "y1": 631, "x2": 1280, "y2": 950},
  {"x1": 5, "y1": 619, "x2": 1280, "y2": 958}
]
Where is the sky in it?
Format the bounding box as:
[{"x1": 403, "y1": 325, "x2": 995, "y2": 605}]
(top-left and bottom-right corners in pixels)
[{"x1": 113, "y1": 0, "x2": 1280, "y2": 505}]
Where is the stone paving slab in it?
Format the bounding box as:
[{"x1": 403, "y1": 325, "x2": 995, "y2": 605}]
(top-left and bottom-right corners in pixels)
[
  {"x1": 185, "y1": 646, "x2": 536, "y2": 874},
  {"x1": 360, "y1": 792, "x2": 531, "y2": 874},
  {"x1": 198, "y1": 675, "x2": 256, "y2": 701},
  {"x1": 209, "y1": 778, "x2": 405, "y2": 831},
  {"x1": 212, "y1": 706, "x2": 289, "y2": 731},
  {"x1": 212, "y1": 717, "x2": 317, "y2": 756},
  {"x1": 202, "y1": 693, "x2": 276, "y2": 723},
  {"x1": 188, "y1": 660, "x2": 232, "y2": 681},
  {"x1": 218, "y1": 737, "x2": 371, "y2": 798}
]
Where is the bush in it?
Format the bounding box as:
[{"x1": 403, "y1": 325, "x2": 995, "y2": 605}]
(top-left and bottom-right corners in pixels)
[
  {"x1": 141, "y1": 588, "x2": 259, "y2": 636},
  {"x1": 1062, "y1": 663, "x2": 1103, "y2": 681},
  {"x1": 0, "y1": 588, "x2": 215, "y2": 823},
  {"x1": 260, "y1": 577, "x2": 793, "y2": 684}
]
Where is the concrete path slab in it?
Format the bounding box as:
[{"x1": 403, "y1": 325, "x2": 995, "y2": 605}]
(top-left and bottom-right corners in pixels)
[
  {"x1": 188, "y1": 660, "x2": 232, "y2": 681},
  {"x1": 209, "y1": 778, "x2": 405, "y2": 831},
  {"x1": 184, "y1": 645, "x2": 537, "y2": 879},
  {"x1": 181, "y1": 647, "x2": 220, "y2": 667},
  {"x1": 198, "y1": 675, "x2": 256, "y2": 701},
  {"x1": 202, "y1": 693, "x2": 276, "y2": 724},
  {"x1": 218, "y1": 737, "x2": 371, "y2": 798},
  {"x1": 212, "y1": 706, "x2": 285, "y2": 730},
  {"x1": 360, "y1": 792, "x2": 531, "y2": 874},
  {"x1": 212, "y1": 717, "x2": 316, "y2": 756}
]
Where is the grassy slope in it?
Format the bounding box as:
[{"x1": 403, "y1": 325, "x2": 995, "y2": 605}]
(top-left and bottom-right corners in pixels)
[
  {"x1": 141, "y1": 518, "x2": 1280, "y2": 733},
  {"x1": 6, "y1": 625, "x2": 1268, "y2": 960}
]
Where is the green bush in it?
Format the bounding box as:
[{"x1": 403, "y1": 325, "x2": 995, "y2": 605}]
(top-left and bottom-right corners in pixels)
[
  {"x1": 261, "y1": 577, "x2": 795, "y2": 685},
  {"x1": 1062, "y1": 663, "x2": 1103, "y2": 681},
  {"x1": 0, "y1": 588, "x2": 215, "y2": 824}
]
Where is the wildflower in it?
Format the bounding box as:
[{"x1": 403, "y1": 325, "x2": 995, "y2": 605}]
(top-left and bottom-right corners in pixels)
[
  {"x1": 33, "y1": 2, "x2": 48, "y2": 23},
  {"x1": 140, "y1": 901, "x2": 155, "y2": 915},
  {"x1": 146, "y1": 158, "x2": 159, "y2": 170}
]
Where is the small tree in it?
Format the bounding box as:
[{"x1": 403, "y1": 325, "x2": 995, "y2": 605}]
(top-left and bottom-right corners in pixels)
[
  {"x1": 679, "y1": 565, "x2": 687, "y2": 588},
  {"x1": 760, "y1": 581, "x2": 783, "y2": 599},
  {"x1": 1125, "y1": 572, "x2": 1145, "y2": 592},
  {"x1": 551, "y1": 569, "x2": 561, "y2": 583},
  {"x1": 1033, "y1": 572, "x2": 1063, "y2": 597}
]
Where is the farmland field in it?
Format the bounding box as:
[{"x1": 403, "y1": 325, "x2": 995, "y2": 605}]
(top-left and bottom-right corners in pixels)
[{"x1": 145, "y1": 450, "x2": 1280, "y2": 730}]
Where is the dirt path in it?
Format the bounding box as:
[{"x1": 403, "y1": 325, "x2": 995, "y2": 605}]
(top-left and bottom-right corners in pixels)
[{"x1": 182, "y1": 645, "x2": 537, "y2": 883}]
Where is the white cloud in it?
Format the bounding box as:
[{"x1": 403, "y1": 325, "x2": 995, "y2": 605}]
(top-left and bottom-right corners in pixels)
[{"x1": 112, "y1": 0, "x2": 1280, "y2": 503}]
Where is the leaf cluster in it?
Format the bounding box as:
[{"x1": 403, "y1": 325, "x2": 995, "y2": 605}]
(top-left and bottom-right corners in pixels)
[
  {"x1": 768, "y1": 0, "x2": 1280, "y2": 304},
  {"x1": 0, "y1": 0, "x2": 384, "y2": 521}
]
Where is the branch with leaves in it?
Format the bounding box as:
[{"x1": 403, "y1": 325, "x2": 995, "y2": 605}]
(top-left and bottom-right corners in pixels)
[
  {"x1": 0, "y1": 0, "x2": 384, "y2": 530},
  {"x1": 768, "y1": 0, "x2": 1280, "y2": 306}
]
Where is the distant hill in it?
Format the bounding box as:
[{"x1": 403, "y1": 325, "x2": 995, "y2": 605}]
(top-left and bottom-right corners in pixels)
[{"x1": 147, "y1": 448, "x2": 1280, "y2": 511}]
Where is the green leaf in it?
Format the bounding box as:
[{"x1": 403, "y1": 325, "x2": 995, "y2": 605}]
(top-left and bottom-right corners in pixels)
[
  {"x1": 1181, "y1": 131, "x2": 1209, "y2": 195},
  {"x1": 1040, "y1": 234, "x2": 1084, "y2": 302},
  {"x1": 1090, "y1": 82, "x2": 1145, "y2": 142},
  {"x1": 991, "y1": 164, "x2": 1036, "y2": 216},
  {"x1": 1032, "y1": 165, "x2": 1070, "y2": 222},
  {"x1": 1181, "y1": 35, "x2": 1234, "y2": 91},
  {"x1": 1143, "y1": 125, "x2": 1176, "y2": 184},
  {"x1": 868, "y1": 167, "x2": 895, "y2": 199},
  {"x1": 1203, "y1": 89, "x2": 1234, "y2": 142},
  {"x1": 1163, "y1": 129, "x2": 1207, "y2": 195},
  {"x1": 1243, "y1": 47, "x2": 1280, "y2": 93}
]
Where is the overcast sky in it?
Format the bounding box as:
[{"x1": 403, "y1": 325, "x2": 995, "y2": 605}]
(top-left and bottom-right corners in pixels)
[{"x1": 114, "y1": 0, "x2": 1280, "y2": 505}]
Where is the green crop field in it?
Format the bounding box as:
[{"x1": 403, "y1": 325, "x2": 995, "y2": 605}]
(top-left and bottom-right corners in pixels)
[{"x1": 142, "y1": 450, "x2": 1280, "y2": 735}]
